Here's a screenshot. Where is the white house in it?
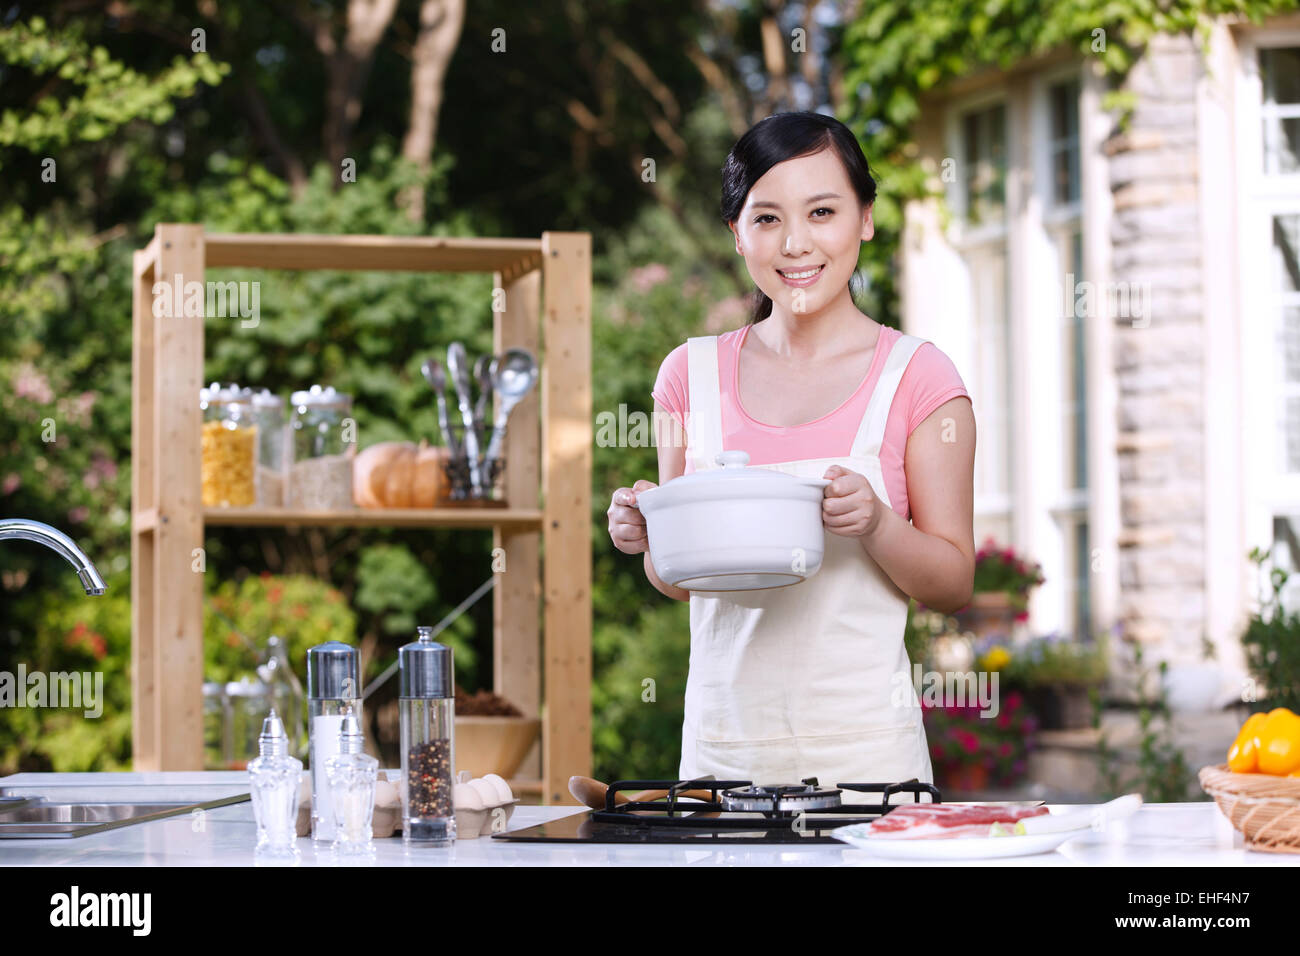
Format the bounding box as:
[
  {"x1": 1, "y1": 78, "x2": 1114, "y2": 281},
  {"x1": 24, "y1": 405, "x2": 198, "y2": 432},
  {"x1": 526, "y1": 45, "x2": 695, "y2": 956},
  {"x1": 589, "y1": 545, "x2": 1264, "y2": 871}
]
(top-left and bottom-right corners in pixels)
[{"x1": 899, "y1": 13, "x2": 1300, "y2": 700}]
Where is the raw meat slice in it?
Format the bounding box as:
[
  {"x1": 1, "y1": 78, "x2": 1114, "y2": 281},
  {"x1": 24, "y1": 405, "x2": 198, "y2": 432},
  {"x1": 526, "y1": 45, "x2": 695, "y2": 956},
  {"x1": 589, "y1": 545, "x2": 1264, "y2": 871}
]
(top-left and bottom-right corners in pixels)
[{"x1": 865, "y1": 803, "x2": 1049, "y2": 840}]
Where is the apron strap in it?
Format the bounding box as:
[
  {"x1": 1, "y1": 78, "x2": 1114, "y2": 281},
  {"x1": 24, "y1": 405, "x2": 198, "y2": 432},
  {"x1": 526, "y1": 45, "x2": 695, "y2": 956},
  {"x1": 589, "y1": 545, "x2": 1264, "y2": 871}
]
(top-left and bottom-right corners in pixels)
[
  {"x1": 686, "y1": 335, "x2": 724, "y2": 471},
  {"x1": 850, "y1": 333, "x2": 928, "y2": 459}
]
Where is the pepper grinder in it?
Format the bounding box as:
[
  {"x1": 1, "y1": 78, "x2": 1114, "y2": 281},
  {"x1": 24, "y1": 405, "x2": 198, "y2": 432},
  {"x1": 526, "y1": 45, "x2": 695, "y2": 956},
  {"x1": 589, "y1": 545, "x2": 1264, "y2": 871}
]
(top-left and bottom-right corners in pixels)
[
  {"x1": 247, "y1": 708, "x2": 302, "y2": 857},
  {"x1": 399, "y1": 625, "x2": 457, "y2": 846},
  {"x1": 307, "y1": 640, "x2": 361, "y2": 843},
  {"x1": 324, "y1": 705, "x2": 378, "y2": 855}
]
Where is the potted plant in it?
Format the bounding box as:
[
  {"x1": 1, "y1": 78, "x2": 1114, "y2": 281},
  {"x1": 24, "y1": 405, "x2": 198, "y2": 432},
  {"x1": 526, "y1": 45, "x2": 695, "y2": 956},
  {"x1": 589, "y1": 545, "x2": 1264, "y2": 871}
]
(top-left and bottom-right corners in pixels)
[
  {"x1": 922, "y1": 689, "x2": 1037, "y2": 793},
  {"x1": 1001, "y1": 631, "x2": 1109, "y2": 730},
  {"x1": 944, "y1": 537, "x2": 1045, "y2": 638}
]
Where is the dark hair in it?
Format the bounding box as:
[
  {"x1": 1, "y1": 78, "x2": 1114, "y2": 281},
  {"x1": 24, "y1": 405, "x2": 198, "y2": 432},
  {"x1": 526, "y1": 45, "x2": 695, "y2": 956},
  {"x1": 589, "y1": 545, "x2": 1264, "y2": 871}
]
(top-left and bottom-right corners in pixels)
[{"x1": 720, "y1": 111, "x2": 877, "y2": 323}]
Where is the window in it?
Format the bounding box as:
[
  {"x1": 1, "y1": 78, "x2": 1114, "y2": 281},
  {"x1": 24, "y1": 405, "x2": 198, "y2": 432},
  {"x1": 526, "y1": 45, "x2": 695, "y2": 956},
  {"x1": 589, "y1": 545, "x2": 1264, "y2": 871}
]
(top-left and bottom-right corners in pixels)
[
  {"x1": 963, "y1": 103, "x2": 1007, "y2": 226},
  {"x1": 1049, "y1": 78, "x2": 1082, "y2": 206},
  {"x1": 1243, "y1": 42, "x2": 1300, "y2": 615},
  {"x1": 1261, "y1": 47, "x2": 1300, "y2": 174}
]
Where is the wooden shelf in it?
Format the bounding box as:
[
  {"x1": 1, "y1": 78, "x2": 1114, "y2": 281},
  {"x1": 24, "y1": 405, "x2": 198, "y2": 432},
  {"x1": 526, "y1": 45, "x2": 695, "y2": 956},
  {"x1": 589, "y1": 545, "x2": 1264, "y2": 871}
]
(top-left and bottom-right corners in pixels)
[
  {"x1": 200, "y1": 506, "x2": 544, "y2": 530},
  {"x1": 204, "y1": 232, "x2": 544, "y2": 281},
  {"x1": 131, "y1": 224, "x2": 591, "y2": 805}
]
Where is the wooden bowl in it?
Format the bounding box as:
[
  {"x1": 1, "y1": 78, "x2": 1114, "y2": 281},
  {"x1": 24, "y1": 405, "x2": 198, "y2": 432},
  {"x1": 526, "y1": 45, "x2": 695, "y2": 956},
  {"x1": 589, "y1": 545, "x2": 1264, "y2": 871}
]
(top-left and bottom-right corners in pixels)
[
  {"x1": 1198, "y1": 763, "x2": 1300, "y2": 853},
  {"x1": 453, "y1": 716, "x2": 541, "y2": 778}
]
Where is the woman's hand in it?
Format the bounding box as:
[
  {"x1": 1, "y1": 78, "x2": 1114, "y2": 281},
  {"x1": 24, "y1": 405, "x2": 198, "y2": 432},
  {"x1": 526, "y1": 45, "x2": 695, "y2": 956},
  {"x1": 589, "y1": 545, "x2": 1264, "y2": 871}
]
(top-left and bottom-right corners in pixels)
[
  {"x1": 607, "y1": 480, "x2": 658, "y2": 554},
  {"x1": 821, "y1": 464, "x2": 883, "y2": 538}
]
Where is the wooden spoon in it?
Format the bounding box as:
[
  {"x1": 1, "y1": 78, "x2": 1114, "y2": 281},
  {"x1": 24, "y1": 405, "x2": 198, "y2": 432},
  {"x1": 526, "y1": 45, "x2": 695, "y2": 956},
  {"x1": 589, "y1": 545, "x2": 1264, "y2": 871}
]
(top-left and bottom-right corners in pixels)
[{"x1": 568, "y1": 775, "x2": 717, "y2": 809}]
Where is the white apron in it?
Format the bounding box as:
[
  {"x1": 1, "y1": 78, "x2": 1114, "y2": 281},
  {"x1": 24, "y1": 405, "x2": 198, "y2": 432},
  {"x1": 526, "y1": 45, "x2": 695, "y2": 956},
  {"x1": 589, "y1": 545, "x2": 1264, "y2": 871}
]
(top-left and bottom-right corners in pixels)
[{"x1": 679, "y1": 331, "x2": 935, "y2": 793}]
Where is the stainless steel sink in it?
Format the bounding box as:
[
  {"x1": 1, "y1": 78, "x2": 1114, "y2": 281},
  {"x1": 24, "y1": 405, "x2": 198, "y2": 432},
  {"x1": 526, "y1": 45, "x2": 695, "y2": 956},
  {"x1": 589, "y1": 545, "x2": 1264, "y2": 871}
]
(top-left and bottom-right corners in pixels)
[{"x1": 0, "y1": 792, "x2": 250, "y2": 839}]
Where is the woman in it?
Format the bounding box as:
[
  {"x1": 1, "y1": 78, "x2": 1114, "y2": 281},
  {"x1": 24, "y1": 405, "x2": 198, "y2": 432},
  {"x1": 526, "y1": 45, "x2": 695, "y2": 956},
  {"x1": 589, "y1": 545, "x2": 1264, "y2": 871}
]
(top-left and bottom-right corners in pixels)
[{"x1": 607, "y1": 111, "x2": 976, "y2": 789}]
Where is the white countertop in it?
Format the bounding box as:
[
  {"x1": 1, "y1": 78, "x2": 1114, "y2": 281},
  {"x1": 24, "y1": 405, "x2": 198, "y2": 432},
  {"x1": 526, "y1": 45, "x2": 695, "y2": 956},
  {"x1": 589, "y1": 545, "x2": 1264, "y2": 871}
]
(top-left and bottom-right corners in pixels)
[{"x1": 2, "y1": 772, "x2": 1298, "y2": 866}]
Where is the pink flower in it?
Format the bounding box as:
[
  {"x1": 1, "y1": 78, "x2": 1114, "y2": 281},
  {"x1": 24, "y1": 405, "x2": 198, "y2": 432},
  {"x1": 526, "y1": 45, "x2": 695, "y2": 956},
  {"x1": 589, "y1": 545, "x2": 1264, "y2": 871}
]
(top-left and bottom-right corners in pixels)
[
  {"x1": 630, "y1": 263, "x2": 670, "y2": 293},
  {"x1": 67, "y1": 506, "x2": 89, "y2": 524},
  {"x1": 1, "y1": 473, "x2": 19, "y2": 495},
  {"x1": 998, "y1": 742, "x2": 1012, "y2": 757},
  {"x1": 12, "y1": 363, "x2": 54, "y2": 404}
]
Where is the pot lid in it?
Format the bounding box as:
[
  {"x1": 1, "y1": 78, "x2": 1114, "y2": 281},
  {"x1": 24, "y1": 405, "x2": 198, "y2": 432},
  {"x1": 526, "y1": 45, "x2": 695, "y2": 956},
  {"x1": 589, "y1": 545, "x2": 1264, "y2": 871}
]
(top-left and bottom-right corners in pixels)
[{"x1": 635, "y1": 449, "x2": 828, "y2": 512}]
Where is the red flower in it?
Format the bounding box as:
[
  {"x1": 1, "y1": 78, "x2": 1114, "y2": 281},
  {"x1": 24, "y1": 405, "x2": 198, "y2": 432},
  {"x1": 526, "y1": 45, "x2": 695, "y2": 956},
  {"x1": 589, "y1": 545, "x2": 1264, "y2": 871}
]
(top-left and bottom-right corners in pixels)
[{"x1": 268, "y1": 586, "x2": 283, "y2": 604}]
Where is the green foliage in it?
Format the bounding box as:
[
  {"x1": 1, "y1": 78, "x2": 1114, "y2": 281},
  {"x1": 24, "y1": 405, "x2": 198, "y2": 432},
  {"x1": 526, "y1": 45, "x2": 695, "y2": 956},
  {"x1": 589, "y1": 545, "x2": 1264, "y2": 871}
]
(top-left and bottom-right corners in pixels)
[
  {"x1": 203, "y1": 573, "x2": 358, "y2": 685},
  {"x1": 1093, "y1": 644, "x2": 1197, "y2": 802},
  {"x1": 1241, "y1": 546, "x2": 1300, "y2": 711},
  {"x1": 1002, "y1": 632, "x2": 1109, "y2": 688},
  {"x1": 0, "y1": 573, "x2": 132, "y2": 772},
  {"x1": 0, "y1": 17, "x2": 227, "y2": 156}
]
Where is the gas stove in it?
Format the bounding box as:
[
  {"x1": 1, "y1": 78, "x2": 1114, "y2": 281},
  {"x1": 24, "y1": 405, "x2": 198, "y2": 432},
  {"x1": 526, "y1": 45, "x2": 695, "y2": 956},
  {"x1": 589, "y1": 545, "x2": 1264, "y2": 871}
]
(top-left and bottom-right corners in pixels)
[{"x1": 493, "y1": 777, "x2": 943, "y2": 844}]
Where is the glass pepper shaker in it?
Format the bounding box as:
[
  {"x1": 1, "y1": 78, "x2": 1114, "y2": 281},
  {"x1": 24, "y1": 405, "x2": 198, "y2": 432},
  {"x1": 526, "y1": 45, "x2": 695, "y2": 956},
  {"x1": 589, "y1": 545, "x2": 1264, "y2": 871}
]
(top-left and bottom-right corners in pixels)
[
  {"x1": 399, "y1": 625, "x2": 456, "y2": 846},
  {"x1": 324, "y1": 705, "x2": 377, "y2": 855},
  {"x1": 247, "y1": 709, "x2": 302, "y2": 857},
  {"x1": 307, "y1": 640, "x2": 361, "y2": 843}
]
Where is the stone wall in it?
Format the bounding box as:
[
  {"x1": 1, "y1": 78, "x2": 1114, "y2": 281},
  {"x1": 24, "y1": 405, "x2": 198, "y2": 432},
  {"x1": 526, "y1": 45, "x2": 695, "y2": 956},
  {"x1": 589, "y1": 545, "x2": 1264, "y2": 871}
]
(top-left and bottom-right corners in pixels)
[{"x1": 1104, "y1": 31, "x2": 1209, "y2": 665}]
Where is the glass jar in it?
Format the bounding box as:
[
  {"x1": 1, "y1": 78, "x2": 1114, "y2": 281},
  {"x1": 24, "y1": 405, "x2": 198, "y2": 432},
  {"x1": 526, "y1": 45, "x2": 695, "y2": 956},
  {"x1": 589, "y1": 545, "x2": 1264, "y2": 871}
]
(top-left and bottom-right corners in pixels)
[
  {"x1": 399, "y1": 626, "x2": 456, "y2": 846},
  {"x1": 225, "y1": 677, "x2": 271, "y2": 770},
  {"x1": 200, "y1": 382, "x2": 258, "y2": 507},
  {"x1": 251, "y1": 389, "x2": 287, "y2": 508},
  {"x1": 288, "y1": 385, "x2": 354, "y2": 511},
  {"x1": 203, "y1": 681, "x2": 229, "y2": 770}
]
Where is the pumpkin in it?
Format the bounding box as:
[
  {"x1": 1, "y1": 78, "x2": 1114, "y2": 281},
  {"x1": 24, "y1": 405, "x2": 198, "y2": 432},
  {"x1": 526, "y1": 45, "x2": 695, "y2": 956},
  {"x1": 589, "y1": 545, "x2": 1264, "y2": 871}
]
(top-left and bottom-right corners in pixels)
[{"x1": 353, "y1": 440, "x2": 447, "y2": 508}]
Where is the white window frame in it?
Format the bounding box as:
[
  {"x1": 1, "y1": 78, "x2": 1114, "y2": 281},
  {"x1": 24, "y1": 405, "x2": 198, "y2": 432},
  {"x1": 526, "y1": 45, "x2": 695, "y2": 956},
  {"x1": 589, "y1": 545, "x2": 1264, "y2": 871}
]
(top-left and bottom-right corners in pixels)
[
  {"x1": 939, "y1": 61, "x2": 1106, "y2": 640},
  {"x1": 1237, "y1": 27, "x2": 1300, "y2": 616}
]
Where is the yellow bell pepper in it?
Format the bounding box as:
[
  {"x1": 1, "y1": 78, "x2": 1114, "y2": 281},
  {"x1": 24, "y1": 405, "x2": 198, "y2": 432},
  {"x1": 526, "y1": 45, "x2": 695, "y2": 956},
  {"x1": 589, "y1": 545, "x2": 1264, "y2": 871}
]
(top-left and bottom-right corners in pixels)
[
  {"x1": 1227, "y1": 712, "x2": 1268, "y2": 773},
  {"x1": 1257, "y1": 708, "x2": 1300, "y2": 776}
]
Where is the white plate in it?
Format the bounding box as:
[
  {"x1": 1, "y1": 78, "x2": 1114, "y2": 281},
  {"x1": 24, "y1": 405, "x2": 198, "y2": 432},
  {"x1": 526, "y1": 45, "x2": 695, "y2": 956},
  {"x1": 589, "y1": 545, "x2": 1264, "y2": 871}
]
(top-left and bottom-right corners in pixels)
[{"x1": 832, "y1": 822, "x2": 1084, "y2": 859}]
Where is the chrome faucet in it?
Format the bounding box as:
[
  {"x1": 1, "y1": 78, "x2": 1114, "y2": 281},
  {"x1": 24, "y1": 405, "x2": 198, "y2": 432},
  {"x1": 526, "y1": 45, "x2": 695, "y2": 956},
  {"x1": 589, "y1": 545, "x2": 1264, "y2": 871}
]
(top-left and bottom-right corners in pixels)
[{"x1": 0, "y1": 518, "x2": 107, "y2": 595}]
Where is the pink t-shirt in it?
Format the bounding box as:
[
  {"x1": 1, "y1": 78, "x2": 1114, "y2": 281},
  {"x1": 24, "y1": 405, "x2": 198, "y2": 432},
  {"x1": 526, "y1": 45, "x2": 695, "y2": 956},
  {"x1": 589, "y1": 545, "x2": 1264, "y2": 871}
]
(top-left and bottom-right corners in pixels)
[{"x1": 650, "y1": 323, "x2": 971, "y2": 521}]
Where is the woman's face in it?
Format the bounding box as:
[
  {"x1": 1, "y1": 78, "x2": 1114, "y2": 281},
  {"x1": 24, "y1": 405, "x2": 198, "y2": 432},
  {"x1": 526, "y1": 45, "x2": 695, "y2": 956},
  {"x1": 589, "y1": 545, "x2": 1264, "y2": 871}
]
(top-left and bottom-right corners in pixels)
[{"x1": 730, "y1": 147, "x2": 873, "y2": 318}]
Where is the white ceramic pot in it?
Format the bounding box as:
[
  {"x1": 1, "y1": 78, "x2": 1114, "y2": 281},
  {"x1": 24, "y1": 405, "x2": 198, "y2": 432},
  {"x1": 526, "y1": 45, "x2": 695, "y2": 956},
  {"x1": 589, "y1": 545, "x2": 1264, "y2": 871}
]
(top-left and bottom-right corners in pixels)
[{"x1": 635, "y1": 449, "x2": 830, "y2": 591}]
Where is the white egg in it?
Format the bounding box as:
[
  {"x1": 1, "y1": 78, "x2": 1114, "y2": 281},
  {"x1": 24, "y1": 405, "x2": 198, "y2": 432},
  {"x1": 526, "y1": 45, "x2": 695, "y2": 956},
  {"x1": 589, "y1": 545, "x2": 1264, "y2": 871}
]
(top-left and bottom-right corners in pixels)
[
  {"x1": 468, "y1": 778, "x2": 501, "y2": 807},
  {"x1": 481, "y1": 773, "x2": 513, "y2": 804},
  {"x1": 453, "y1": 782, "x2": 484, "y2": 810}
]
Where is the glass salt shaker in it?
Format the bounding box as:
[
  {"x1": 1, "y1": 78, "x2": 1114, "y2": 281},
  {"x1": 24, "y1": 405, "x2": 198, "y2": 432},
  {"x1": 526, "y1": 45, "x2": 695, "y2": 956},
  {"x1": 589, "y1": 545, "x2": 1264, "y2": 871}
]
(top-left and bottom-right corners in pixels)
[
  {"x1": 307, "y1": 640, "x2": 361, "y2": 843},
  {"x1": 324, "y1": 705, "x2": 377, "y2": 855},
  {"x1": 248, "y1": 709, "x2": 302, "y2": 857},
  {"x1": 399, "y1": 625, "x2": 456, "y2": 846}
]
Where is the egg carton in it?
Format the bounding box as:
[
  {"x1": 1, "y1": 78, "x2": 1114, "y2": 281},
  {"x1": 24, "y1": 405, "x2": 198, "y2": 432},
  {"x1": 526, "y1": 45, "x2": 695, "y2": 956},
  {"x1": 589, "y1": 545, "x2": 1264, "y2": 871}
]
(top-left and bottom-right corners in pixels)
[
  {"x1": 293, "y1": 770, "x2": 517, "y2": 840},
  {"x1": 450, "y1": 770, "x2": 518, "y2": 839}
]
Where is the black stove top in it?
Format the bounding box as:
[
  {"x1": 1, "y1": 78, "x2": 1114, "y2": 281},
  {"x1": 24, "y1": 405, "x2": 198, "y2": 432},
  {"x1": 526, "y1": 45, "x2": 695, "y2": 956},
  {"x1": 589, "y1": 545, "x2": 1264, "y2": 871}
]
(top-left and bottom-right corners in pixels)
[{"x1": 493, "y1": 777, "x2": 943, "y2": 845}]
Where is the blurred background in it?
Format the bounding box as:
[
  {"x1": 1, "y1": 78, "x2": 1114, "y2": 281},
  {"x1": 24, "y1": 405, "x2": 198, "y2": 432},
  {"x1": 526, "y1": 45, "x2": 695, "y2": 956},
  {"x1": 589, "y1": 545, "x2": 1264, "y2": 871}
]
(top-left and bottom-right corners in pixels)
[{"x1": 2, "y1": 0, "x2": 1299, "y2": 803}]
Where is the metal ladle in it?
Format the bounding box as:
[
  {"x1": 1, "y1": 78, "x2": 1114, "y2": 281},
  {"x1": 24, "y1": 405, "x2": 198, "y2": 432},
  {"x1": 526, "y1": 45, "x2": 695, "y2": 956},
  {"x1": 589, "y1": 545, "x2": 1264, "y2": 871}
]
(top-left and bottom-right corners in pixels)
[{"x1": 481, "y1": 348, "x2": 538, "y2": 487}]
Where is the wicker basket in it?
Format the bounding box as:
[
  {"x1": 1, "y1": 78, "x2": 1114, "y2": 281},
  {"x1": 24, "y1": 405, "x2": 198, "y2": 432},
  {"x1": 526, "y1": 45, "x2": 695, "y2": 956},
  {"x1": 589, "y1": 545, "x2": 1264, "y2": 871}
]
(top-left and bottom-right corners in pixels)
[{"x1": 1198, "y1": 764, "x2": 1300, "y2": 854}]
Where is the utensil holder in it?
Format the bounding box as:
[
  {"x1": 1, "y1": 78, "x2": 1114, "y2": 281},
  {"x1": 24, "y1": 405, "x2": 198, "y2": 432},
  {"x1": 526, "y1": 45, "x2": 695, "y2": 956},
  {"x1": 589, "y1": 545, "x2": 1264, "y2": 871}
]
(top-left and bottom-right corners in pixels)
[{"x1": 441, "y1": 422, "x2": 505, "y2": 502}]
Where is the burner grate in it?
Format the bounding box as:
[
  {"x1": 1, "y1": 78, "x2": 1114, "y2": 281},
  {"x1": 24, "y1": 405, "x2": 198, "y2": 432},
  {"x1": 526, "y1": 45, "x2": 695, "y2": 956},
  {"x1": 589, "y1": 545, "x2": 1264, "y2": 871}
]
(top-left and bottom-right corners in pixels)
[{"x1": 592, "y1": 777, "x2": 941, "y2": 831}]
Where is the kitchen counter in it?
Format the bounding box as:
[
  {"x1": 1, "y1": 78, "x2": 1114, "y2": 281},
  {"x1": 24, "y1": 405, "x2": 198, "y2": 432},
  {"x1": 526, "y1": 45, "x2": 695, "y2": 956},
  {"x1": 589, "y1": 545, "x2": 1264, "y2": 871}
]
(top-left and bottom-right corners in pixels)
[{"x1": 2, "y1": 772, "x2": 1298, "y2": 866}]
